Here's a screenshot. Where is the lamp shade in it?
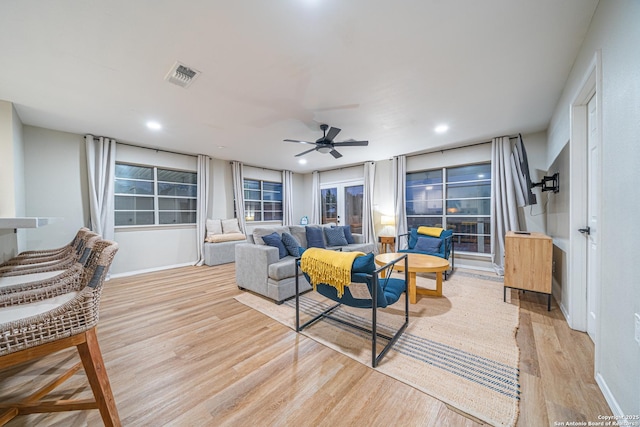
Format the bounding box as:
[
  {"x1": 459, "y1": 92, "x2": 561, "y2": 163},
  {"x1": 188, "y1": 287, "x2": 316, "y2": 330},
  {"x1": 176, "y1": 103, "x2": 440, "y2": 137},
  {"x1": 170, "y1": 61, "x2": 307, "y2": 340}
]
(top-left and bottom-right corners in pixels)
[{"x1": 381, "y1": 215, "x2": 395, "y2": 226}]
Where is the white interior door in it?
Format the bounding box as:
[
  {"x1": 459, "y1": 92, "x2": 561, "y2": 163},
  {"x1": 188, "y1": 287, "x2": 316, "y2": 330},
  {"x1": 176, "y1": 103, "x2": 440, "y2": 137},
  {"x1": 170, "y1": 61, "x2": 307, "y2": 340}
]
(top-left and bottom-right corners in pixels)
[
  {"x1": 320, "y1": 181, "x2": 364, "y2": 233},
  {"x1": 586, "y1": 92, "x2": 600, "y2": 342}
]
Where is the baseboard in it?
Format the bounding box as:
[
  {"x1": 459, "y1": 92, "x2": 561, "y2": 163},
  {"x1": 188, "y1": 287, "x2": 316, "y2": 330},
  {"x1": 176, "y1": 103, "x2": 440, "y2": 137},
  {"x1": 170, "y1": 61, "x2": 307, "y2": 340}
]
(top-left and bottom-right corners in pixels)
[
  {"x1": 110, "y1": 261, "x2": 196, "y2": 278},
  {"x1": 595, "y1": 372, "x2": 622, "y2": 417}
]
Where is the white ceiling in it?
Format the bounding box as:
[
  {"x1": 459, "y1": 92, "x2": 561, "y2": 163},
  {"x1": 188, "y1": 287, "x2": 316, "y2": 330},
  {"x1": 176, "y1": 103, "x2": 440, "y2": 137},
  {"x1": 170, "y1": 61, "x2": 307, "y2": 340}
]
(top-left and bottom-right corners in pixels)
[{"x1": 0, "y1": 0, "x2": 598, "y2": 173}]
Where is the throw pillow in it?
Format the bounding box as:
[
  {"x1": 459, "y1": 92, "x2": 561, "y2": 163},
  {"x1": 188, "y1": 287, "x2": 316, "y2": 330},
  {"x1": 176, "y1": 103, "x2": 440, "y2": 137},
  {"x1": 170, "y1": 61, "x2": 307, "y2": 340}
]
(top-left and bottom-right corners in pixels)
[
  {"x1": 408, "y1": 228, "x2": 419, "y2": 249},
  {"x1": 333, "y1": 225, "x2": 355, "y2": 244},
  {"x1": 324, "y1": 226, "x2": 348, "y2": 246},
  {"x1": 414, "y1": 236, "x2": 442, "y2": 253},
  {"x1": 222, "y1": 218, "x2": 241, "y2": 234},
  {"x1": 261, "y1": 232, "x2": 288, "y2": 259},
  {"x1": 352, "y1": 253, "x2": 375, "y2": 274},
  {"x1": 306, "y1": 226, "x2": 326, "y2": 248},
  {"x1": 281, "y1": 232, "x2": 302, "y2": 257},
  {"x1": 206, "y1": 219, "x2": 223, "y2": 236}
]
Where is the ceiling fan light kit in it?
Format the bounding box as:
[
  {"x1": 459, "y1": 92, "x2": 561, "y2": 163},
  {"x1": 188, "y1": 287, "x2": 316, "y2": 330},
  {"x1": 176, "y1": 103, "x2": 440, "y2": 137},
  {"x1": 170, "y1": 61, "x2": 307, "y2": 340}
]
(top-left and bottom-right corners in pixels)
[{"x1": 284, "y1": 123, "x2": 369, "y2": 159}]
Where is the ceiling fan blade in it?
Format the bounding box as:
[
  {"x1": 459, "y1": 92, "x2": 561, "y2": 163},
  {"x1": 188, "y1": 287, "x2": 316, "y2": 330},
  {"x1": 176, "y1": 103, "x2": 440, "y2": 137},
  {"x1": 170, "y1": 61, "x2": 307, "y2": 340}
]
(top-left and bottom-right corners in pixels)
[
  {"x1": 330, "y1": 149, "x2": 342, "y2": 159},
  {"x1": 295, "y1": 147, "x2": 318, "y2": 157},
  {"x1": 325, "y1": 126, "x2": 341, "y2": 142},
  {"x1": 333, "y1": 140, "x2": 369, "y2": 147},
  {"x1": 284, "y1": 139, "x2": 317, "y2": 145}
]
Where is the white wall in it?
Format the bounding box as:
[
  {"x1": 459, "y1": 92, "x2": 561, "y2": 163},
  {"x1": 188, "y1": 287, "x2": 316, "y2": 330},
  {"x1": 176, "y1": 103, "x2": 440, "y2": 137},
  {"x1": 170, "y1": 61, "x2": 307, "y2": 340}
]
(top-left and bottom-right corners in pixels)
[
  {"x1": 112, "y1": 144, "x2": 198, "y2": 275},
  {"x1": 546, "y1": 0, "x2": 640, "y2": 415},
  {"x1": 0, "y1": 100, "x2": 23, "y2": 260},
  {"x1": 23, "y1": 126, "x2": 89, "y2": 252}
]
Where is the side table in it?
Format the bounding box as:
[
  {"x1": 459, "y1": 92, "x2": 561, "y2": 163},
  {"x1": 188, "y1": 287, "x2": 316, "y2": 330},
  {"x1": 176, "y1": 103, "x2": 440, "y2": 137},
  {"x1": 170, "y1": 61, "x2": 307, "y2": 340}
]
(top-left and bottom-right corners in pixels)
[{"x1": 378, "y1": 235, "x2": 395, "y2": 253}]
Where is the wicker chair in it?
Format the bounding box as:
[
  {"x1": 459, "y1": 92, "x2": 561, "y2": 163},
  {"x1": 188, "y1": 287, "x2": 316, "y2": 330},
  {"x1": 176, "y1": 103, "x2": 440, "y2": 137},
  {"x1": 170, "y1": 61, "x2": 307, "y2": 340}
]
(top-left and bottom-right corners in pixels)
[
  {"x1": 4, "y1": 227, "x2": 91, "y2": 261},
  {"x1": 0, "y1": 231, "x2": 100, "y2": 277},
  {"x1": 0, "y1": 240, "x2": 120, "y2": 426}
]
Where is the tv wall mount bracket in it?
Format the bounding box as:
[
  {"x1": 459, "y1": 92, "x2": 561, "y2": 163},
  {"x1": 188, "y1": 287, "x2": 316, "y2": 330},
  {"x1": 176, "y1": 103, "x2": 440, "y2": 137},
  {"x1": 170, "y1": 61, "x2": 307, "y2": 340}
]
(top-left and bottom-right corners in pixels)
[{"x1": 532, "y1": 172, "x2": 560, "y2": 193}]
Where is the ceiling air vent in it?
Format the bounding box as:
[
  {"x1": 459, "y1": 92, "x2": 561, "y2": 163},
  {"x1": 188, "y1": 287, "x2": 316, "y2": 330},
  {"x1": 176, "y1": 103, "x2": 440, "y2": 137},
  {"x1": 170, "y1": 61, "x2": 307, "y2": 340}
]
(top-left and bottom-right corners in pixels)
[{"x1": 164, "y1": 61, "x2": 201, "y2": 88}]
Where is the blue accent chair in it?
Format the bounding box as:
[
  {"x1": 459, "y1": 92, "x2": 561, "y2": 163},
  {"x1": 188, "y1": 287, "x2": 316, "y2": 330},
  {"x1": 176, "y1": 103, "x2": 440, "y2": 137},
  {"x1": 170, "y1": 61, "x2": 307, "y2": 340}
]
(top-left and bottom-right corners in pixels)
[
  {"x1": 295, "y1": 253, "x2": 409, "y2": 367},
  {"x1": 398, "y1": 228, "x2": 455, "y2": 279}
]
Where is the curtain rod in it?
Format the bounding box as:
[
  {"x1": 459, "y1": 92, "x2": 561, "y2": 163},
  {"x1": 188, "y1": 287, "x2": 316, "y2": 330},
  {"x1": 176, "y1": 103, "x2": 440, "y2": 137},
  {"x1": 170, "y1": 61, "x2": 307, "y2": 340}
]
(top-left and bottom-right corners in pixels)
[
  {"x1": 229, "y1": 161, "x2": 283, "y2": 174},
  {"x1": 405, "y1": 135, "x2": 518, "y2": 159},
  {"x1": 93, "y1": 137, "x2": 199, "y2": 158}
]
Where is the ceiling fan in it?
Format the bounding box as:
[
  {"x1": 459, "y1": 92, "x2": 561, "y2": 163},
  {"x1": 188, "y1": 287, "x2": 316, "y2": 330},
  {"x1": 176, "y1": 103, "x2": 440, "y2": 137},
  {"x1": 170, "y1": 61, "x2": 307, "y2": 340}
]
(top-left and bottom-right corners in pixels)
[{"x1": 284, "y1": 124, "x2": 369, "y2": 159}]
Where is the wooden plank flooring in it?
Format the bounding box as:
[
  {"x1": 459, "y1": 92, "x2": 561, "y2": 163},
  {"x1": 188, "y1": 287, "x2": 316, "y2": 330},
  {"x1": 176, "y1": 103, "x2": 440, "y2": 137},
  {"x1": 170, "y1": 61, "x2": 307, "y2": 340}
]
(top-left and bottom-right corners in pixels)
[{"x1": 0, "y1": 265, "x2": 612, "y2": 426}]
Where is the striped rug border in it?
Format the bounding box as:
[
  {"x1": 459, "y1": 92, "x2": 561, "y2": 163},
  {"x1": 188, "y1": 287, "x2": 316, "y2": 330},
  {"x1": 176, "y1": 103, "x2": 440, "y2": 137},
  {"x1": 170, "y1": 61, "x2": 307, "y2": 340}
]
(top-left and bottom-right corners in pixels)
[{"x1": 286, "y1": 296, "x2": 520, "y2": 400}]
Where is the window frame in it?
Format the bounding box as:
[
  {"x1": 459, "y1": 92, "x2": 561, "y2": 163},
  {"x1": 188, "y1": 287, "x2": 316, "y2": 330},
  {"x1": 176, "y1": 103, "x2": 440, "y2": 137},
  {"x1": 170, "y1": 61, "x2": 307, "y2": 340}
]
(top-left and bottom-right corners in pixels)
[
  {"x1": 243, "y1": 178, "x2": 283, "y2": 223},
  {"x1": 114, "y1": 162, "x2": 198, "y2": 228},
  {"x1": 406, "y1": 162, "x2": 491, "y2": 254}
]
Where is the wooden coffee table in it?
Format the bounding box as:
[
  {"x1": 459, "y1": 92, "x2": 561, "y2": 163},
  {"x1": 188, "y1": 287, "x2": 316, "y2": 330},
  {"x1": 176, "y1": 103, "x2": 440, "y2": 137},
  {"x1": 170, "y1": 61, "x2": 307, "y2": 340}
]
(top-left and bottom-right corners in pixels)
[{"x1": 374, "y1": 252, "x2": 450, "y2": 304}]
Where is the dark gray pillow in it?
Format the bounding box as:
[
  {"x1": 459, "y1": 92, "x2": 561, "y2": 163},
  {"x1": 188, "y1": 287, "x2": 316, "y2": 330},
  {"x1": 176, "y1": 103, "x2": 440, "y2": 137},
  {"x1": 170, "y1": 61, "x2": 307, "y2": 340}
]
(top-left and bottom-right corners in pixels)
[
  {"x1": 306, "y1": 226, "x2": 326, "y2": 248},
  {"x1": 414, "y1": 236, "x2": 442, "y2": 253},
  {"x1": 324, "y1": 226, "x2": 348, "y2": 246},
  {"x1": 281, "y1": 232, "x2": 302, "y2": 257},
  {"x1": 262, "y1": 232, "x2": 288, "y2": 258}
]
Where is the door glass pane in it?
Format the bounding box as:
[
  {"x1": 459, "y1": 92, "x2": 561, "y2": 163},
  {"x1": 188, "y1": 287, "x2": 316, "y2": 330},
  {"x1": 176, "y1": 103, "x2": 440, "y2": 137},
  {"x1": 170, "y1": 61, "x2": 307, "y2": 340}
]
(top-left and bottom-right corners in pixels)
[
  {"x1": 344, "y1": 185, "x2": 363, "y2": 233},
  {"x1": 321, "y1": 188, "x2": 338, "y2": 224}
]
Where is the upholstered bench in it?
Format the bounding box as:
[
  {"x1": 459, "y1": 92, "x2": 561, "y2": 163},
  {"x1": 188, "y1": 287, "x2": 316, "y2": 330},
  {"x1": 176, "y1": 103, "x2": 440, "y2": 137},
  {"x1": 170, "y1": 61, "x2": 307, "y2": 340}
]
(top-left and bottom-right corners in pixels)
[{"x1": 203, "y1": 218, "x2": 246, "y2": 266}]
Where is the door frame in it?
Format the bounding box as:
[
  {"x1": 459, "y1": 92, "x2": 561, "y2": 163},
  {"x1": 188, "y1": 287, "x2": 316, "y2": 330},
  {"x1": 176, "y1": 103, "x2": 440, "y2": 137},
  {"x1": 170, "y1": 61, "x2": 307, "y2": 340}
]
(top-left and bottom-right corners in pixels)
[
  {"x1": 320, "y1": 178, "x2": 364, "y2": 227},
  {"x1": 568, "y1": 50, "x2": 602, "y2": 368}
]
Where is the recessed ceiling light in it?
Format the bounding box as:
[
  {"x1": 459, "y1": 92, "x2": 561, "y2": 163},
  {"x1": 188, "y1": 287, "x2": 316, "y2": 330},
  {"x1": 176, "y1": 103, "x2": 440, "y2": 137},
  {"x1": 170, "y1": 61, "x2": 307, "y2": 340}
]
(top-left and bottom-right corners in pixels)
[
  {"x1": 146, "y1": 121, "x2": 162, "y2": 130},
  {"x1": 434, "y1": 124, "x2": 449, "y2": 134},
  {"x1": 217, "y1": 145, "x2": 226, "y2": 149},
  {"x1": 298, "y1": 158, "x2": 307, "y2": 165}
]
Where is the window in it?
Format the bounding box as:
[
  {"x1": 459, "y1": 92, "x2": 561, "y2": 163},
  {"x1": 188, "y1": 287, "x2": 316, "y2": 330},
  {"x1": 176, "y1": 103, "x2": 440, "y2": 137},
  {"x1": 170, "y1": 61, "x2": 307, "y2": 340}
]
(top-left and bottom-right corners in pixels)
[
  {"x1": 243, "y1": 179, "x2": 282, "y2": 222},
  {"x1": 114, "y1": 163, "x2": 197, "y2": 226},
  {"x1": 406, "y1": 163, "x2": 491, "y2": 253}
]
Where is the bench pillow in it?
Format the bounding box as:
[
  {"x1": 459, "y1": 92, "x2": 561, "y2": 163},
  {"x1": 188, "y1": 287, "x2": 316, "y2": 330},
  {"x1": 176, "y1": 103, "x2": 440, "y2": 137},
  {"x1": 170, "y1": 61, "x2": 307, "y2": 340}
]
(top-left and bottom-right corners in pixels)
[
  {"x1": 206, "y1": 219, "x2": 223, "y2": 237},
  {"x1": 222, "y1": 218, "x2": 241, "y2": 234}
]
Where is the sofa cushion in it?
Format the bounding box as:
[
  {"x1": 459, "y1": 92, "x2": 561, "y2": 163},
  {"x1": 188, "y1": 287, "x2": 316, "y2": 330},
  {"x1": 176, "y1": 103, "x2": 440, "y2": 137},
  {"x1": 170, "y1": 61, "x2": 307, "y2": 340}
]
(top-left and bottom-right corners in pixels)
[
  {"x1": 262, "y1": 232, "x2": 288, "y2": 259},
  {"x1": 222, "y1": 218, "x2": 241, "y2": 234},
  {"x1": 288, "y1": 225, "x2": 308, "y2": 248},
  {"x1": 204, "y1": 232, "x2": 246, "y2": 243},
  {"x1": 252, "y1": 226, "x2": 289, "y2": 245},
  {"x1": 324, "y1": 226, "x2": 348, "y2": 246},
  {"x1": 268, "y1": 257, "x2": 297, "y2": 281},
  {"x1": 206, "y1": 218, "x2": 223, "y2": 236},
  {"x1": 415, "y1": 236, "x2": 442, "y2": 253},
  {"x1": 306, "y1": 226, "x2": 326, "y2": 248},
  {"x1": 282, "y1": 232, "x2": 302, "y2": 257}
]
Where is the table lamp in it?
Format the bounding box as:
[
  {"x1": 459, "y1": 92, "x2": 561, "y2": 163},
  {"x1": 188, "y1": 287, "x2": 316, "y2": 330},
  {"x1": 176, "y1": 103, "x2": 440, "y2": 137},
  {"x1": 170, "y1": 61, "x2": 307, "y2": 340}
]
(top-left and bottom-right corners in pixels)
[{"x1": 380, "y1": 215, "x2": 395, "y2": 236}]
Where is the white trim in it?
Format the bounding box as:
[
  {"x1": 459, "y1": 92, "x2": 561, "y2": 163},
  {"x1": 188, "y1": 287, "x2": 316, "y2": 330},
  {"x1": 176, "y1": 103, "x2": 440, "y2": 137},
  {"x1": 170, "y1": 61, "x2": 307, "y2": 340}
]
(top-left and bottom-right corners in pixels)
[
  {"x1": 568, "y1": 50, "x2": 601, "y2": 333},
  {"x1": 596, "y1": 373, "x2": 624, "y2": 417},
  {"x1": 110, "y1": 261, "x2": 196, "y2": 278}
]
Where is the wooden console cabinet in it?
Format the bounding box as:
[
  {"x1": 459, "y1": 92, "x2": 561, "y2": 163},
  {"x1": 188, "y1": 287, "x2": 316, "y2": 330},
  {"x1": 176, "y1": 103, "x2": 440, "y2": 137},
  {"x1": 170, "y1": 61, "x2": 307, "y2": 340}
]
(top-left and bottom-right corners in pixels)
[{"x1": 503, "y1": 231, "x2": 553, "y2": 310}]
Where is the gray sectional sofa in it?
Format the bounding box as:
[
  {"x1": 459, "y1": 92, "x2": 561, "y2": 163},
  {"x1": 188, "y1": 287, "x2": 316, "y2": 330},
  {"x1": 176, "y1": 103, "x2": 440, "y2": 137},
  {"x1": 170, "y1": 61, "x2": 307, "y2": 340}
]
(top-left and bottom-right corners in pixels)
[{"x1": 235, "y1": 224, "x2": 375, "y2": 303}]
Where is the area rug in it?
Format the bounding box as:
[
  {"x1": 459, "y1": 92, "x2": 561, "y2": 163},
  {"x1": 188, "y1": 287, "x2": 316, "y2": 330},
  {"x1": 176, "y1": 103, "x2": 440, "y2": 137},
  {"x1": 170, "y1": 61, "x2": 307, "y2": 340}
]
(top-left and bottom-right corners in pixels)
[{"x1": 235, "y1": 270, "x2": 520, "y2": 427}]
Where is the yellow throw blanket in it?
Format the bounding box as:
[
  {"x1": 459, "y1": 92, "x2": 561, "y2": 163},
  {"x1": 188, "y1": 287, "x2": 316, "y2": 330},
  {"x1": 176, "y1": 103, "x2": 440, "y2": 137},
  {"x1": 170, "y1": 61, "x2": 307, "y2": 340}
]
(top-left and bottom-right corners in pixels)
[
  {"x1": 300, "y1": 248, "x2": 365, "y2": 298},
  {"x1": 417, "y1": 226, "x2": 444, "y2": 237}
]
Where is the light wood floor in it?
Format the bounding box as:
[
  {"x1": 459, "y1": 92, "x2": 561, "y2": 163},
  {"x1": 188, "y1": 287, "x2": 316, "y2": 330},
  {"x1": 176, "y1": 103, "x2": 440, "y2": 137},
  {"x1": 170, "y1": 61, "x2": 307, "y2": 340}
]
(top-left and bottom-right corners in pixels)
[{"x1": 0, "y1": 264, "x2": 611, "y2": 426}]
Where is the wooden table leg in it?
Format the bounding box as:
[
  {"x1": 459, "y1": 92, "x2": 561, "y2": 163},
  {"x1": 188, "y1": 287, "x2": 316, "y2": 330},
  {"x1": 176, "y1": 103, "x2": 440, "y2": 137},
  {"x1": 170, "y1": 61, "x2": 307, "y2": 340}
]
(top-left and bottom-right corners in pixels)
[
  {"x1": 409, "y1": 272, "x2": 417, "y2": 304},
  {"x1": 415, "y1": 271, "x2": 444, "y2": 297}
]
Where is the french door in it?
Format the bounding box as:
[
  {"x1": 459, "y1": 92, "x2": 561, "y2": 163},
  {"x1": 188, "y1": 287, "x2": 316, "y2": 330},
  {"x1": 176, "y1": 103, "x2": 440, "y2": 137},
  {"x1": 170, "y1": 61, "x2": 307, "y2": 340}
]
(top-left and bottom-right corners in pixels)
[{"x1": 320, "y1": 181, "x2": 364, "y2": 233}]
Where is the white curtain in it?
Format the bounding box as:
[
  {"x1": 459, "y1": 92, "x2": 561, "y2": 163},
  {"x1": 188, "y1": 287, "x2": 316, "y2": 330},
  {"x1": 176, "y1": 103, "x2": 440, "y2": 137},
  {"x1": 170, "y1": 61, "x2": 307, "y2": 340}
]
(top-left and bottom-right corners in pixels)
[
  {"x1": 491, "y1": 137, "x2": 521, "y2": 275},
  {"x1": 393, "y1": 155, "x2": 408, "y2": 247},
  {"x1": 310, "y1": 171, "x2": 320, "y2": 225},
  {"x1": 231, "y1": 161, "x2": 246, "y2": 234},
  {"x1": 195, "y1": 155, "x2": 210, "y2": 266},
  {"x1": 282, "y1": 170, "x2": 294, "y2": 226},
  {"x1": 362, "y1": 162, "x2": 377, "y2": 252},
  {"x1": 85, "y1": 135, "x2": 116, "y2": 241}
]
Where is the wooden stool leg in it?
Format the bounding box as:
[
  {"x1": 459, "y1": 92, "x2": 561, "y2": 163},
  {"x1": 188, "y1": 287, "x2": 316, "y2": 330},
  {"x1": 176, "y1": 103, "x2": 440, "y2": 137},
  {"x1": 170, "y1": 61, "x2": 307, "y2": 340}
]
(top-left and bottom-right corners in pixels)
[{"x1": 77, "y1": 328, "x2": 121, "y2": 427}]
